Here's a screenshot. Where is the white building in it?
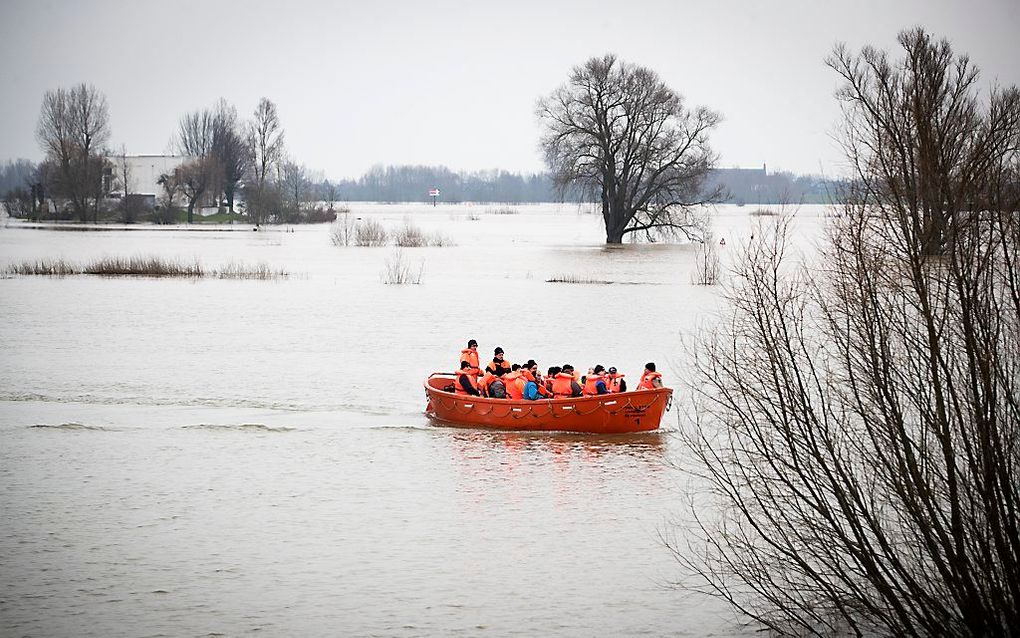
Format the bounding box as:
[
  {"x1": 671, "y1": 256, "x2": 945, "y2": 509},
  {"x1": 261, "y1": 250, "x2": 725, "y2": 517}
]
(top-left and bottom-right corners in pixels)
[{"x1": 114, "y1": 155, "x2": 190, "y2": 197}]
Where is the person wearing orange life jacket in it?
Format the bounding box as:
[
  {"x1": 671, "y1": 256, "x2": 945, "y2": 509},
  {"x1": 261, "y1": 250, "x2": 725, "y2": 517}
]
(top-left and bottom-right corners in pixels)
[
  {"x1": 522, "y1": 360, "x2": 551, "y2": 400},
  {"x1": 504, "y1": 364, "x2": 525, "y2": 400},
  {"x1": 478, "y1": 369, "x2": 496, "y2": 397},
  {"x1": 487, "y1": 372, "x2": 508, "y2": 399},
  {"x1": 545, "y1": 366, "x2": 561, "y2": 394},
  {"x1": 485, "y1": 346, "x2": 512, "y2": 376},
  {"x1": 606, "y1": 366, "x2": 627, "y2": 393},
  {"x1": 551, "y1": 364, "x2": 583, "y2": 398},
  {"x1": 454, "y1": 360, "x2": 481, "y2": 396},
  {"x1": 582, "y1": 364, "x2": 610, "y2": 396},
  {"x1": 636, "y1": 362, "x2": 664, "y2": 390},
  {"x1": 459, "y1": 339, "x2": 480, "y2": 371}
]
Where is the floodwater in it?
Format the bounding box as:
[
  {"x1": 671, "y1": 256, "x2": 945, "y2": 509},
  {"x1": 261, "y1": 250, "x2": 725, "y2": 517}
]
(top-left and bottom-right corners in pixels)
[{"x1": 0, "y1": 203, "x2": 827, "y2": 636}]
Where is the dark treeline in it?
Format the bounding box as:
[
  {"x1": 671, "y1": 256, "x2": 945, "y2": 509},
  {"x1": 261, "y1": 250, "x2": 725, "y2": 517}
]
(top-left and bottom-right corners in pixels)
[
  {"x1": 313, "y1": 165, "x2": 572, "y2": 203},
  {"x1": 308, "y1": 164, "x2": 841, "y2": 204},
  {"x1": 4, "y1": 155, "x2": 842, "y2": 211},
  {"x1": 705, "y1": 166, "x2": 839, "y2": 205},
  {"x1": 0, "y1": 159, "x2": 36, "y2": 196}
]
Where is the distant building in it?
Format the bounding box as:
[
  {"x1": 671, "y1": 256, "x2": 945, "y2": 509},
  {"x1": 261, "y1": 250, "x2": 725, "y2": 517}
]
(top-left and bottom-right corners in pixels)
[{"x1": 113, "y1": 155, "x2": 190, "y2": 198}]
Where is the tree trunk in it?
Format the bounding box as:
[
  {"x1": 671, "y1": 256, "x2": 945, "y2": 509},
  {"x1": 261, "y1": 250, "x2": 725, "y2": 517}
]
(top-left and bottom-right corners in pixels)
[
  {"x1": 604, "y1": 201, "x2": 627, "y2": 244},
  {"x1": 187, "y1": 199, "x2": 195, "y2": 224}
]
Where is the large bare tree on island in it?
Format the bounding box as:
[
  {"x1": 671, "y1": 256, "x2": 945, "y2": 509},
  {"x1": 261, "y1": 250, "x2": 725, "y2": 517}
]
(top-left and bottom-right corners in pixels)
[
  {"x1": 675, "y1": 28, "x2": 1020, "y2": 636},
  {"x1": 35, "y1": 83, "x2": 111, "y2": 222},
  {"x1": 537, "y1": 54, "x2": 721, "y2": 244}
]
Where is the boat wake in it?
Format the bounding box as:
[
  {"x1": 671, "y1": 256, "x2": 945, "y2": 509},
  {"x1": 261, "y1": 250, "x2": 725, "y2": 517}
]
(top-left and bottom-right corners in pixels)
[
  {"x1": 0, "y1": 391, "x2": 396, "y2": 416},
  {"x1": 181, "y1": 423, "x2": 296, "y2": 433},
  {"x1": 29, "y1": 422, "x2": 111, "y2": 431}
]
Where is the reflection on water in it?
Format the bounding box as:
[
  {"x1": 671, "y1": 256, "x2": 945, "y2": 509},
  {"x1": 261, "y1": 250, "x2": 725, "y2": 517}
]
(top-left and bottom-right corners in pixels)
[
  {"x1": 0, "y1": 203, "x2": 825, "y2": 636},
  {"x1": 447, "y1": 427, "x2": 667, "y2": 457}
]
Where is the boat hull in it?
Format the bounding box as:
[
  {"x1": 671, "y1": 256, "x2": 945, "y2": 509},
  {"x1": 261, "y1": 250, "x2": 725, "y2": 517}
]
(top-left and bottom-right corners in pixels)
[{"x1": 424, "y1": 374, "x2": 672, "y2": 434}]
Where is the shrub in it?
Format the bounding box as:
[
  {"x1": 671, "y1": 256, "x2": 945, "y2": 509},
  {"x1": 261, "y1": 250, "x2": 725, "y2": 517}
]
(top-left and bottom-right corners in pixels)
[
  {"x1": 355, "y1": 219, "x2": 388, "y2": 246},
  {"x1": 305, "y1": 205, "x2": 338, "y2": 224},
  {"x1": 485, "y1": 205, "x2": 520, "y2": 215},
  {"x1": 118, "y1": 194, "x2": 150, "y2": 224},
  {"x1": 330, "y1": 212, "x2": 357, "y2": 246},
  {"x1": 217, "y1": 261, "x2": 288, "y2": 280},
  {"x1": 393, "y1": 219, "x2": 429, "y2": 247},
  {"x1": 150, "y1": 206, "x2": 180, "y2": 225},
  {"x1": 691, "y1": 231, "x2": 721, "y2": 285},
  {"x1": 3, "y1": 187, "x2": 33, "y2": 219},
  {"x1": 394, "y1": 218, "x2": 454, "y2": 247},
  {"x1": 382, "y1": 248, "x2": 424, "y2": 284}
]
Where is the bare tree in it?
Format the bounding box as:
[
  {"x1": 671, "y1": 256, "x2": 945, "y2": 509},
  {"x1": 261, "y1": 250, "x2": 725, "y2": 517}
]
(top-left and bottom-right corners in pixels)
[
  {"x1": 245, "y1": 97, "x2": 285, "y2": 225},
  {"x1": 156, "y1": 171, "x2": 181, "y2": 223},
  {"x1": 280, "y1": 160, "x2": 308, "y2": 220},
  {"x1": 690, "y1": 225, "x2": 720, "y2": 285},
  {"x1": 35, "y1": 83, "x2": 111, "y2": 222},
  {"x1": 176, "y1": 109, "x2": 215, "y2": 158},
  {"x1": 675, "y1": 29, "x2": 1020, "y2": 636},
  {"x1": 176, "y1": 156, "x2": 222, "y2": 224},
  {"x1": 115, "y1": 144, "x2": 131, "y2": 195},
  {"x1": 211, "y1": 99, "x2": 248, "y2": 213},
  {"x1": 537, "y1": 54, "x2": 722, "y2": 243},
  {"x1": 828, "y1": 27, "x2": 1020, "y2": 257}
]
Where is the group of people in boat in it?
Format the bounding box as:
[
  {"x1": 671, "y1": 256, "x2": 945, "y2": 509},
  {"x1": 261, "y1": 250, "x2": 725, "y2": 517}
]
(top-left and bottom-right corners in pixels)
[{"x1": 453, "y1": 340, "x2": 664, "y2": 399}]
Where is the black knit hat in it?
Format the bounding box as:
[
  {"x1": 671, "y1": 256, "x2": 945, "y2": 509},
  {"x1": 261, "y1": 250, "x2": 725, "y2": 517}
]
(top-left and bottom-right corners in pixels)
[{"x1": 494, "y1": 347, "x2": 504, "y2": 355}]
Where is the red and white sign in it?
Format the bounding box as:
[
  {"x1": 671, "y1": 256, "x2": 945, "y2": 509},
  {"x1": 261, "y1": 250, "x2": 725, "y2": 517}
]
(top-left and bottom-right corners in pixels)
[{"x1": 428, "y1": 188, "x2": 440, "y2": 197}]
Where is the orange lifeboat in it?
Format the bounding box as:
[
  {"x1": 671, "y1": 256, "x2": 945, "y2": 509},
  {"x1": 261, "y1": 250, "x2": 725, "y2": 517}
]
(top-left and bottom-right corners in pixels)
[{"x1": 424, "y1": 372, "x2": 672, "y2": 434}]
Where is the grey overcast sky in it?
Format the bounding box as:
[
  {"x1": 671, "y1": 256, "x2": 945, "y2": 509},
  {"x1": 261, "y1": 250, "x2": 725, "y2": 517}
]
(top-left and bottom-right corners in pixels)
[{"x1": 1, "y1": 0, "x2": 1018, "y2": 179}]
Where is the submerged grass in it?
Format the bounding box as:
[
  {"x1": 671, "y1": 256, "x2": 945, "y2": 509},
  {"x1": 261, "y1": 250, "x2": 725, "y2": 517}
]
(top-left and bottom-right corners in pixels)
[
  {"x1": 546, "y1": 274, "x2": 613, "y2": 284},
  {"x1": 7, "y1": 256, "x2": 288, "y2": 279},
  {"x1": 485, "y1": 205, "x2": 520, "y2": 215},
  {"x1": 217, "y1": 261, "x2": 288, "y2": 280},
  {"x1": 8, "y1": 258, "x2": 79, "y2": 276}
]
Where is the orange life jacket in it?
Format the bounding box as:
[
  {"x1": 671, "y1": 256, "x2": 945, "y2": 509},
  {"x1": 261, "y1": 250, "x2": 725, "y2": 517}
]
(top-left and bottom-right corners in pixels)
[
  {"x1": 460, "y1": 348, "x2": 479, "y2": 370},
  {"x1": 454, "y1": 367, "x2": 481, "y2": 395},
  {"x1": 479, "y1": 371, "x2": 496, "y2": 396},
  {"x1": 551, "y1": 372, "x2": 576, "y2": 397},
  {"x1": 637, "y1": 371, "x2": 662, "y2": 390},
  {"x1": 486, "y1": 357, "x2": 511, "y2": 375},
  {"x1": 607, "y1": 373, "x2": 625, "y2": 393},
  {"x1": 519, "y1": 370, "x2": 550, "y2": 398},
  {"x1": 504, "y1": 371, "x2": 525, "y2": 400},
  {"x1": 535, "y1": 379, "x2": 552, "y2": 398},
  {"x1": 582, "y1": 374, "x2": 607, "y2": 396}
]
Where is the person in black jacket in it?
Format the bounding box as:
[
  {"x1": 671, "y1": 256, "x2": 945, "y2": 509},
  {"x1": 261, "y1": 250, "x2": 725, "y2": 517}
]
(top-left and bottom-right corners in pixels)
[
  {"x1": 455, "y1": 360, "x2": 481, "y2": 396},
  {"x1": 485, "y1": 346, "x2": 512, "y2": 376}
]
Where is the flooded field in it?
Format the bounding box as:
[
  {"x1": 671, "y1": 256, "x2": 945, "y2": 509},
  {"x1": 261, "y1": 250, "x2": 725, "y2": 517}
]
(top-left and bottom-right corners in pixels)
[{"x1": 0, "y1": 203, "x2": 827, "y2": 636}]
